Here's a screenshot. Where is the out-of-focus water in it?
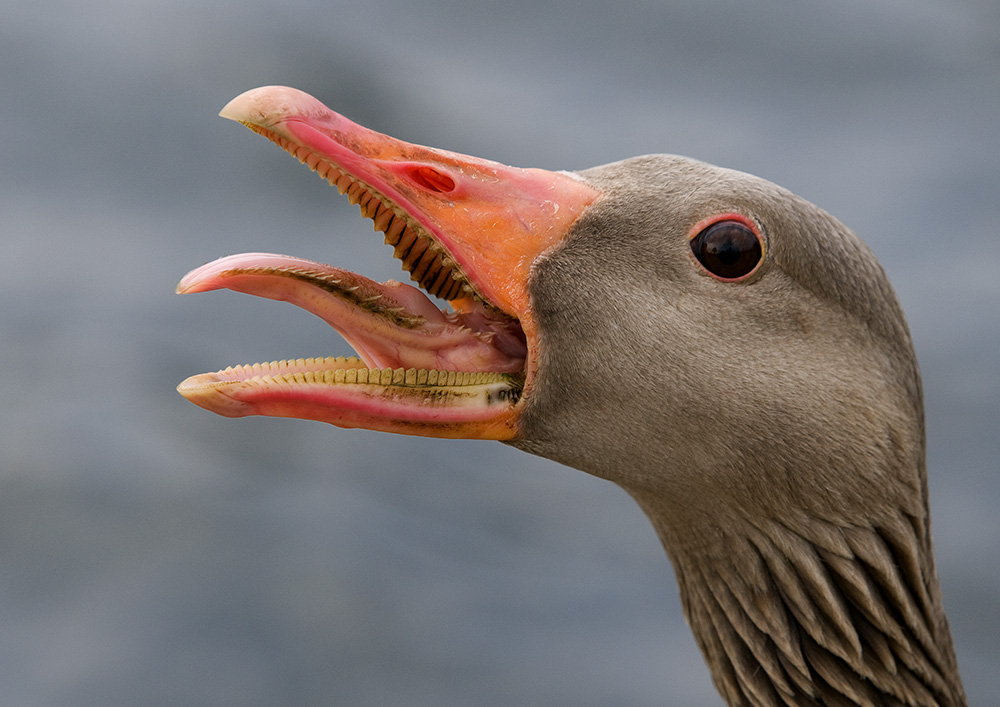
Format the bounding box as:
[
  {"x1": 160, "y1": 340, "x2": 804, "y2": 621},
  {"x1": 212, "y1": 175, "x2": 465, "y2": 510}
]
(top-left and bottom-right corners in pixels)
[{"x1": 3, "y1": 1, "x2": 997, "y2": 704}]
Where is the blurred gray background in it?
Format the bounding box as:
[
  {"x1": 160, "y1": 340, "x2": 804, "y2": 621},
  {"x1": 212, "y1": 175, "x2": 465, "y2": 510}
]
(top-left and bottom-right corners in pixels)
[{"x1": 3, "y1": 1, "x2": 998, "y2": 705}]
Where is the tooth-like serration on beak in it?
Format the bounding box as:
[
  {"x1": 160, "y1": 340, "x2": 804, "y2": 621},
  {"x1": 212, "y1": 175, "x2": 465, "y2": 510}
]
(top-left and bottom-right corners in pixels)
[{"x1": 178, "y1": 358, "x2": 522, "y2": 440}]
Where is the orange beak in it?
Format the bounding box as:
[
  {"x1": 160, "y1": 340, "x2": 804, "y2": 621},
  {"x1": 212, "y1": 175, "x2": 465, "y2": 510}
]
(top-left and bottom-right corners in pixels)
[{"x1": 177, "y1": 86, "x2": 600, "y2": 440}]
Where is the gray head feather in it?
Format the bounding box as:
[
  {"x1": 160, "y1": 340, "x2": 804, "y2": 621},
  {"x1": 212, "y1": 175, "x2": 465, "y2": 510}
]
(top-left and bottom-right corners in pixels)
[{"x1": 511, "y1": 155, "x2": 965, "y2": 706}]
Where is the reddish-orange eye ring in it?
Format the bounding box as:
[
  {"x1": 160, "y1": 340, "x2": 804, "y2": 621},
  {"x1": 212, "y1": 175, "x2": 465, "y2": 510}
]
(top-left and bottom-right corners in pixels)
[{"x1": 689, "y1": 215, "x2": 764, "y2": 280}]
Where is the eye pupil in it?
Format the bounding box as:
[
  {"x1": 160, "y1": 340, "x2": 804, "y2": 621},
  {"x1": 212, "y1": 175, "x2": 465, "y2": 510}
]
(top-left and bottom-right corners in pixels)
[{"x1": 690, "y1": 220, "x2": 763, "y2": 279}]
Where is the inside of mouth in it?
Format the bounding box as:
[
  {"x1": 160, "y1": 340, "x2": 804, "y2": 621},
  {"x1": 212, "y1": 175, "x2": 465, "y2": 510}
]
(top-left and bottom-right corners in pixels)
[{"x1": 184, "y1": 123, "x2": 528, "y2": 391}]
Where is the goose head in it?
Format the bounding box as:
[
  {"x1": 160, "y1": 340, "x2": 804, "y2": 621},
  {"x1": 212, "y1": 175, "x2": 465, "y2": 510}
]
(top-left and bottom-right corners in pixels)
[{"x1": 178, "y1": 86, "x2": 965, "y2": 706}]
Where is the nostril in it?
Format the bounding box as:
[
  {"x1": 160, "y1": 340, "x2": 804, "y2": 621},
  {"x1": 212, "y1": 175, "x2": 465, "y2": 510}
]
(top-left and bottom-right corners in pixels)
[{"x1": 410, "y1": 165, "x2": 456, "y2": 193}]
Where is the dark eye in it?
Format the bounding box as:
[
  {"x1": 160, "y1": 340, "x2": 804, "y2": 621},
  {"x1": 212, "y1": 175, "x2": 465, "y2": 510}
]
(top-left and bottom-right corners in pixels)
[{"x1": 689, "y1": 218, "x2": 763, "y2": 280}]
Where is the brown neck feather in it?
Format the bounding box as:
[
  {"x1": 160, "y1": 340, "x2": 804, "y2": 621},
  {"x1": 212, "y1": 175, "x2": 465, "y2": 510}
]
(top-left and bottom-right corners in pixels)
[{"x1": 634, "y1": 496, "x2": 966, "y2": 707}]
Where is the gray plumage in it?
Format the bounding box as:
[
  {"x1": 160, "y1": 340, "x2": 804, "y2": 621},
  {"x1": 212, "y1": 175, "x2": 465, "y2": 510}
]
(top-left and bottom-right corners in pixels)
[{"x1": 512, "y1": 156, "x2": 966, "y2": 706}]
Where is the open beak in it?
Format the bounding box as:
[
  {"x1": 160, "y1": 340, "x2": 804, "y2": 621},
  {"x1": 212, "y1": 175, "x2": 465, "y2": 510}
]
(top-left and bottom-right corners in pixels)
[{"x1": 177, "y1": 86, "x2": 599, "y2": 440}]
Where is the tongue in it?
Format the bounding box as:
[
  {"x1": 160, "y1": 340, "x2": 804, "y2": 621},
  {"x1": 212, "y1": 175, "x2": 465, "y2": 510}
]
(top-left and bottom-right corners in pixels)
[{"x1": 177, "y1": 253, "x2": 525, "y2": 373}]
